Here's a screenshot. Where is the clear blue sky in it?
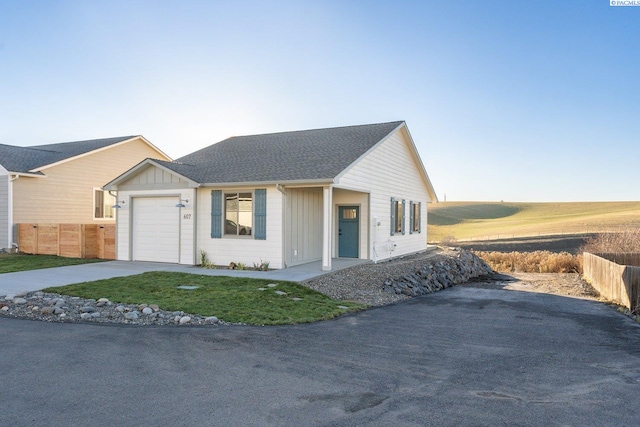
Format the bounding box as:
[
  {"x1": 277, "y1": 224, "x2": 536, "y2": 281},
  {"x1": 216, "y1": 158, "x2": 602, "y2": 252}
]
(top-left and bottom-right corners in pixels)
[{"x1": 1, "y1": 0, "x2": 638, "y2": 202}]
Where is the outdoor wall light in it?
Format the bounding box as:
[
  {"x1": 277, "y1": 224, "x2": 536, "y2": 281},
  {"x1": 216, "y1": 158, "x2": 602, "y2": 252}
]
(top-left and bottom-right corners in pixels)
[{"x1": 176, "y1": 199, "x2": 189, "y2": 208}]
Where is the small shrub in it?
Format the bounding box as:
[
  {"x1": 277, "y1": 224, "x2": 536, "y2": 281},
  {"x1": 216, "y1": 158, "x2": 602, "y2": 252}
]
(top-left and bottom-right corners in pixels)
[
  {"x1": 253, "y1": 259, "x2": 270, "y2": 271},
  {"x1": 474, "y1": 250, "x2": 582, "y2": 273},
  {"x1": 235, "y1": 262, "x2": 247, "y2": 270},
  {"x1": 199, "y1": 250, "x2": 216, "y2": 269}
]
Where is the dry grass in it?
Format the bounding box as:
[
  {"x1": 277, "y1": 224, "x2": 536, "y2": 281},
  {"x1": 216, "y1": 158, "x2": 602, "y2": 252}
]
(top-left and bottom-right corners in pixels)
[
  {"x1": 581, "y1": 228, "x2": 640, "y2": 253},
  {"x1": 474, "y1": 250, "x2": 582, "y2": 274}
]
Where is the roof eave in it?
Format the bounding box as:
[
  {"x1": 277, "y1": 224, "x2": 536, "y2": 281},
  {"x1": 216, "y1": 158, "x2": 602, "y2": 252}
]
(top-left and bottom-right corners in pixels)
[
  {"x1": 200, "y1": 178, "x2": 335, "y2": 188},
  {"x1": 5, "y1": 171, "x2": 46, "y2": 178}
]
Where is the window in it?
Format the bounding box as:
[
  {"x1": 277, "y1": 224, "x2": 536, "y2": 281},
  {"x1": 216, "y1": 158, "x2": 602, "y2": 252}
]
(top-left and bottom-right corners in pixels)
[
  {"x1": 211, "y1": 189, "x2": 266, "y2": 239},
  {"x1": 224, "y1": 192, "x2": 253, "y2": 236},
  {"x1": 390, "y1": 198, "x2": 405, "y2": 235},
  {"x1": 94, "y1": 189, "x2": 116, "y2": 219},
  {"x1": 342, "y1": 208, "x2": 357, "y2": 220},
  {"x1": 410, "y1": 201, "x2": 421, "y2": 233}
]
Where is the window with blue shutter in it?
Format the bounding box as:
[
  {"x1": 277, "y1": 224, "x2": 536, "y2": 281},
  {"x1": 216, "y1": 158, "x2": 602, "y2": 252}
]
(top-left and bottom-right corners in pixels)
[
  {"x1": 254, "y1": 189, "x2": 267, "y2": 240},
  {"x1": 211, "y1": 190, "x2": 222, "y2": 238}
]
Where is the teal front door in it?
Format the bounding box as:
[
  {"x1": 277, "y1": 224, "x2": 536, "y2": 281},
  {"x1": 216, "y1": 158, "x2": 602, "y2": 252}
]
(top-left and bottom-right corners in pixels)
[{"x1": 338, "y1": 206, "x2": 359, "y2": 258}]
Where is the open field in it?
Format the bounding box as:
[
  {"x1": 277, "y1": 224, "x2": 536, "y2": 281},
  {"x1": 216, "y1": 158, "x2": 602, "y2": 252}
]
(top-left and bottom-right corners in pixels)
[{"x1": 427, "y1": 201, "x2": 640, "y2": 243}]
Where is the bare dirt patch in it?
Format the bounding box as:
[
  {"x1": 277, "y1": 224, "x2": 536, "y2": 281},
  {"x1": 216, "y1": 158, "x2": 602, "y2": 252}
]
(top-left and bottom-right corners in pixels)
[{"x1": 464, "y1": 272, "x2": 600, "y2": 300}]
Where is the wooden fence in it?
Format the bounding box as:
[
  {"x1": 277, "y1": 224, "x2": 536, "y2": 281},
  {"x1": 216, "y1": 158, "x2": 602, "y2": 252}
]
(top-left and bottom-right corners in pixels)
[
  {"x1": 582, "y1": 252, "x2": 640, "y2": 310},
  {"x1": 18, "y1": 224, "x2": 115, "y2": 260}
]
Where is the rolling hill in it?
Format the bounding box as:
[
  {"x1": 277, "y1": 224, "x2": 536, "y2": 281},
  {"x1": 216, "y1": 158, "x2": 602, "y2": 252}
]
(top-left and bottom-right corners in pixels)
[{"x1": 427, "y1": 201, "x2": 640, "y2": 243}]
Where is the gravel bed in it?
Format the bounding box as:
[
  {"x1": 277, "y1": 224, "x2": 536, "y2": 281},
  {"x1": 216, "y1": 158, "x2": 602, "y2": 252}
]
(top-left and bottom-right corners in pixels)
[{"x1": 302, "y1": 248, "x2": 470, "y2": 306}]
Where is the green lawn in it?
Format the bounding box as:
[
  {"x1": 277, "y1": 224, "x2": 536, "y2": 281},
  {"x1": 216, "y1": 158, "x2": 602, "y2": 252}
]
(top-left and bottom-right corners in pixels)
[
  {"x1": 0, "y1": 253, "x2": 105, "y2": 274},
  {"x1": 43, "y1": 272, "x2": 367, "y2": 325},
  {"x1": 428, "y1": 201, "x2": 640, "y2": 242}
]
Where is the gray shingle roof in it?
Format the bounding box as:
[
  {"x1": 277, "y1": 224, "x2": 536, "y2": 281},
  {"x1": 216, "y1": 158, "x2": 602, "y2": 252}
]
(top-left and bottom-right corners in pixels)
[
  {"x1": 0, "y1": 136, "x2": 137, "y2": 173},
  {"x1": 158, "y1": 122, "x2": 404, "y2": 183}
]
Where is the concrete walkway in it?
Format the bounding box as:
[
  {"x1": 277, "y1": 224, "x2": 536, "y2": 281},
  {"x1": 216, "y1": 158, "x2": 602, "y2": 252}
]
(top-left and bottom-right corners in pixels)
[{"x1": 0, "y1": 258, "x2": 370, "y2": 297}]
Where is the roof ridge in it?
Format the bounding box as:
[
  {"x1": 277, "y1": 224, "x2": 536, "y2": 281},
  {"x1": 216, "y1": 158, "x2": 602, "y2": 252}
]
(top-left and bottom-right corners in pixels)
[
  {"x1": 0, "y1": 143, "x2": 58, "y2": 153},
  {"x1": 31, "y1": 135, "x2": 139, "y2": 149},
  {"x1": 226, "y1": 121, "x2": 405, "y2": 139}
]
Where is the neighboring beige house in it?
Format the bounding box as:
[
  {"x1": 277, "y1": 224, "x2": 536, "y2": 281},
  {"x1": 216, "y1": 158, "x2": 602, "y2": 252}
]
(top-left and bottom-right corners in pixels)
[
  {"x1": 105, "y1": 121, "x2": 438, "y2": 271},
  {"x1": 0, "y1": 136, "x2": 171, "y2": 251}
]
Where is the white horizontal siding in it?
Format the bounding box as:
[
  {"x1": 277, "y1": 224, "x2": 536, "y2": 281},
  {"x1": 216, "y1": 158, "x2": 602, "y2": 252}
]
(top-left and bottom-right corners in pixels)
[
  {"x1": 197, "y1": 186, "x2": 284, "y2": 269},
  {"x1": 337, "y1": 129, "x2": 430, "y2": 261}
]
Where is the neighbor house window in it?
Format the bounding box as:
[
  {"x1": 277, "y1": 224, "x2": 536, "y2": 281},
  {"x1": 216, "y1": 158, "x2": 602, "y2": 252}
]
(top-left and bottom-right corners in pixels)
[
  {"x1": 94, "y1": 189, "x2": 116, "y2": 219},
  {"x1": 224, "y1": 192, "x2": 253, "y2": 236}
]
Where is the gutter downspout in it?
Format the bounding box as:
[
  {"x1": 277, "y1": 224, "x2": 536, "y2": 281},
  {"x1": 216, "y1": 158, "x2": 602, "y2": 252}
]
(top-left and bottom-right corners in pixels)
[{"x1": 8, "y1": 175, "x2": 19, "y2": 251}]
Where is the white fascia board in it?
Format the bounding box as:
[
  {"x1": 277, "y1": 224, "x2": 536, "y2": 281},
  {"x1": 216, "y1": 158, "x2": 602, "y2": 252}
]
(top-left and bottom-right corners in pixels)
[
  {"x1": 400, "y1": 125, "x2": 439, "y2": 203},
  {"x1": 6, "y1": 171, "x2": 46, "y2": 178},
  {"x1": 136, "y1": 135, "x2": 172, "y2": 161}
]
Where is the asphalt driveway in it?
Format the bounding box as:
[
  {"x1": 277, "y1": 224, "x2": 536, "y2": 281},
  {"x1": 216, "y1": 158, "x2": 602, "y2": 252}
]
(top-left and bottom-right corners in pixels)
[{"x1": 1, "y1": 285, "x2": 639, "y2": 426}]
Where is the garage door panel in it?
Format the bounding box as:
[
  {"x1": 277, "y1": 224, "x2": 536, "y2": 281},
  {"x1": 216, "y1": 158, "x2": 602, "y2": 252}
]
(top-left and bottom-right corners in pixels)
[{"x1": 132, "y1": 197, "x2": 180, "y2": 263}]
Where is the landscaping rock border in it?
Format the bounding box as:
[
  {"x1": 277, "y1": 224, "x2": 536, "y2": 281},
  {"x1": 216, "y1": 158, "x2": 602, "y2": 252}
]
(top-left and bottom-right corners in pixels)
[
  {"x1": 381, "y1": 249, "x2": 493, "y2": 297},
  {"x1": 0, "y1": 292, "x2": 232, "y2": 326}
]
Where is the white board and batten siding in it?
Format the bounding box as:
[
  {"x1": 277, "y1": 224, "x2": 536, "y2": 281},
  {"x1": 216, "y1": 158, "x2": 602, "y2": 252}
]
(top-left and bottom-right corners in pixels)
[
  {"x1": 336, "y1": 128, "x2": 431, "y2": 261},
  {"x1": 197, "y1": 186, "x2": 284, "y2": 269},
  {"x1": 115, "y1": 164, "x2": 196, "y2": 264},
  {"x1": 285, "y1": 188, "x2": 323, "y2": 266}
]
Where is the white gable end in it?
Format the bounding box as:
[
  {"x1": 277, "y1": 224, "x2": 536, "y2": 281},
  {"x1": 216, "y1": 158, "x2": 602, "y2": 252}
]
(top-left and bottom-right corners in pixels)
[{"x1": 337, "y1": 128, "x2": 433, "y2": 254}]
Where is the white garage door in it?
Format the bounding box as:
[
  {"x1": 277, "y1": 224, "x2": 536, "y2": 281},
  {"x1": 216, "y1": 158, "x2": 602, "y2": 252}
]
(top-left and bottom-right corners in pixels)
[{"x1": 132, "y1": 197, "x2": 180, "y2": 263}]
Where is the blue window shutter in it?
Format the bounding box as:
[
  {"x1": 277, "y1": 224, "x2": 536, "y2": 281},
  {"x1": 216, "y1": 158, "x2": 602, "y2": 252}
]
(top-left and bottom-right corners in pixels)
[
  {"x1": 401, "y1": 199, "x2": 406, "y2": 235},
  {"x1": 409, "y1": 201, "x2": 414, "y2": 234},
  {"x1": 390, "y1": 197, "x2": 395, "y2": 236},
  {"x1": 418, "y1": 202, "x2": 422, "y2": 233},
  {"x1": 211, "y1": 190, "x2": 222, "y2": 238},
  {"x1": 254, "y1": 189, "x2": 267, "y2": 240}
]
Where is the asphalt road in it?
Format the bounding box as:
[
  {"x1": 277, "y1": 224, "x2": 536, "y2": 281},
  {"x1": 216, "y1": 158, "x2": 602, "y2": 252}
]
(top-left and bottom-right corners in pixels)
[{"x1": 2, "y1": 285, "x2": 639, "y2": 426}]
